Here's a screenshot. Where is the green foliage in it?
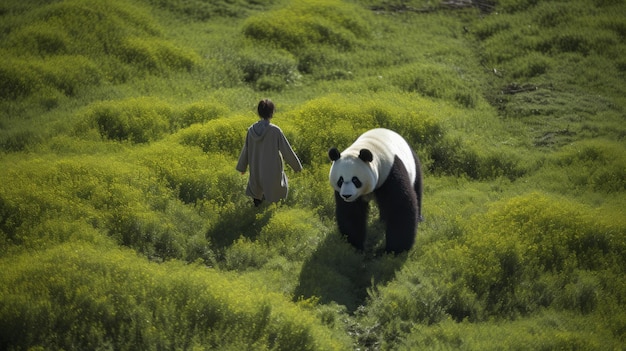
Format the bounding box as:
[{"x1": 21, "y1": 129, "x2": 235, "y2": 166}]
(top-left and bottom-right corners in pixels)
[
  {"x1": 145, "y1": 0, "x2": 277, "y2": 20},
  {"x1": 424, "y1": 193, "x2": 626, "y2": 319},
  {"x1": 388, "y1": 62, "x2": 479, "y2": 108},
  {"x1": 0, "y1": 243, "x2": 351, "y2": 350},
  {"x1": 243, "y1": 0, "x2": 370, "y2": 52},
  {"x1": 176, "y1": 115, "x2": 250, "y2": 158},
  {"x1": 237, "y1": 46, "x2": 301, "y2": 91},
  {"x1": 0, "y1": 0, "x2": 201, "y2": 100},
  {"x1": 402, "y1": 312, "x2": 620, "y2": 350},
  {"x1": 289, "y1": 92, "x2": 525, "y2": 180},
  {"x1": 177, "y1": 100, "x2": 229, "y2": 127},
  {"x1": 87, "y1": 97, "x2": 173, "y2": 143},
  {"x1": 118, "y1": 36, "x2": 200, "y2": 73},
  {"x1": 0, "y1": 55, "x2": 101, "y2": 100},
  {"x1": 1, "y1": 0, "x2": 625, "y2": 350},
  {"x1": 224, "y1": 208, "x2": 326, "y2": 271}
]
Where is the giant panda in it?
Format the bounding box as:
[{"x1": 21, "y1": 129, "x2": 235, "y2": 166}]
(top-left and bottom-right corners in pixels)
[{"x1": 328, "y1": 128, "x2": 423, "y2": 254}]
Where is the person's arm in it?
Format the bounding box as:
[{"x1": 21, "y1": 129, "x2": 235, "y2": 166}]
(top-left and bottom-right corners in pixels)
[
  {"x1": 236, "y1": 134, "x2": 249, "y2": 173},
  {"x1": 278, "y1": 131, "x2": 302, "y2": 172}
]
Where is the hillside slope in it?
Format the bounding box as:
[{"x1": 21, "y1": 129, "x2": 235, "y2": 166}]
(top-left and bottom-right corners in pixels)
[{"x1": 1, "y1": 0, "x2": 624, "y2": 349}]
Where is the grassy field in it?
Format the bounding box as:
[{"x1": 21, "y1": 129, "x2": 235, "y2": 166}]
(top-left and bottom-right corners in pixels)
[{"x1": 1, "y1": 0, "x2": 625, "y2": 349}]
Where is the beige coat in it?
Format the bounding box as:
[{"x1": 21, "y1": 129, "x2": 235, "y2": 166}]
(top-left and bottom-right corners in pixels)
[{"x1": 236, "y1": 120, "x2": 302, "y2": 203}]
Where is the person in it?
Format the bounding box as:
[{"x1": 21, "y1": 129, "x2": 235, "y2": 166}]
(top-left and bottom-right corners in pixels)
[{"x1": 236, "y1": 99, "x2": 302, "y2": 206}]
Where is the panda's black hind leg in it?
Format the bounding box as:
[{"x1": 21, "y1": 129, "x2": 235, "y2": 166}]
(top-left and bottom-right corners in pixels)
[
  {"x1": 334, "y1": 191, "x2": 368, "y2": 250},
  {"x1": 375, "y1": 156, "x2": 418, "y2": 254}
]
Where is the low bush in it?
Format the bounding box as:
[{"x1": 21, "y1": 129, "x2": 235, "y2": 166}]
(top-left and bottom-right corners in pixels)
[
  {"x1": 223, "y1": 207, "x2": 327, "y2": 271},
  {"x1": 145, "y1": 0, "x2": 273, "y2": 20},
  {"x1": 237, "y1": 46, "x2": 301, "y2": 90},
  {"x1": 6, "y1": 22, "x2": 70, "y2": 56},
  {"x1": 118, "y1": 36, "x2": 200, "y2": 73},
  {"x1": 290, "y1": 92, "x2": 525, "y2": 180},
  {"x1": 0, "y1": 57, "x2": 40, "y2": 100},
  {"x1": 86, "y1": 97, "x2": 173, "y2": 143},
  {"x1": 0, "y1": 243, "x2": 352, "y2": 350},
  {"x1": 136, "y1": 142, "x2": 245, "y2": 206},
  {"x1": 175, "y1": 100, "x2": 228, "y2": 128},
  {"x1": 388, "y1": 63, "x2": 479, "y2": 108},
  {"x1": 0, "y1": 153, "x2": 216, "y2": 262},
  {"x1": 176, "y1": 115, "x2": 250, "y2": 158},
  {"x1": 531, "y1": 139, "x2": 626, "y2": 194},
  {"x1": 242, "y1": 0, "x2": 370, "y2": 52},
  {"x1": 0, "y1": 55, "x2": 102, "y2": 99},
  {"x1": 402, "y1": 311, "x2": 619, "y2": 350},
  {"x1": 433, "y1": 192, "x2": 625, "y2": 318}
]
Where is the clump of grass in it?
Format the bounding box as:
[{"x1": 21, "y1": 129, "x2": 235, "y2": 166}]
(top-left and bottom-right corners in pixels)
[
  {"x1": 118, "y1": 36, "x2": 200, "y2": 73},
  {"x1": 242, "y1": 0, "x2": 370, "y2": 52},
  {"x1": 145, "y1": 0, "x2": 274, "y2": 20},
  {"x1": 176, "y1": 100, "x2": 229, "y2": 128},
  {"x1": 0, "y1": 243, "x2": 353, "y2": 350},
  {"x1": 0, "y1": 55, "x2": 101, "y2": 99},
  {"x1": 224, "y1": 208, "x2": 326, "y2": 271},
  {"x1": 136, "y1": 142, "x2": 245, "y2": 206},
  {"x1": 237, "y1": 46, "x2": 301, "y2": 91},
  {"x1": 429, "y1": 192, "x2": 624, "y2": 319},
  {"x1": 0, "y1": 152, "x2": 215, "y2": 262},
  {"x1": 403, "y1": 311, "x2": 619, "y2": 350},
  {"x1": 85, "y1": 97, "x2": 173, "y2": 143},
  {"x1": 0, "y1": 0, "x2": 201, "y2": 100},
  {"x1": 288, "y1": 92, "x2": 525, "y2": 180},
  {"x1": 388, "y1": 62, "x2": 479, "y2": 108},
  {"x1": 535, "y1": 139, "x2": 626, "y2": 194},
  {"x1": 175, "y1": 115, "x2": 250, "y2": 158},
  {"x1": 241, "y1": 0, "x2": 371, "y2": 82}
]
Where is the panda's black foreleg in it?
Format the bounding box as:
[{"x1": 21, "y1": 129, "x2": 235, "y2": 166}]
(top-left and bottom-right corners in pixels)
[
  {"x1": 412, "y1": 149, "x2": 424, "y2": 222},
  {"x1": 334, "y1": 191, "x2": 368, "y2": 251},
  {"x1": 375, "y1": 156, "x2": 418, "y2": 254}
]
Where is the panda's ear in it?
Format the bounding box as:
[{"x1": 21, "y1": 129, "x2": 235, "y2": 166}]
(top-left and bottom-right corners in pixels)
[
  {"x1": 359, "y1": 149, "x2": 373, "y2": 162},
  {"x1": 328, "y1": 148, "x2": 341, "y2": 161}
]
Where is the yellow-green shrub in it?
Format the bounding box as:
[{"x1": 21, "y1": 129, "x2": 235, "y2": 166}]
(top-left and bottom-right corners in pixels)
[
  {"x1": 176, "y1": 115, "x2": 250, "y2": 158},
  {"x1": 237, "y1": 46, "x2": 300, "y2": 90},
  {"x1": 0, "y1": 243, "x2": 352, "y2": 350},
  {"x1": 242, "y1": 0, "x2": 370, "y2": 52},
  {"x1": 0, "y1": 153, "x2": 214, "y2": 262},
  {"x1": 118, "y1": 36, "x2": 200, "y2": 73},
  {"x1": 176, "y1": 101, "x2": 229, "y2": 128},
  {"x1": 86, "y1": 97, "x2": 173, "y2": 143},
  {"x1": 388, "y1": 62, "x2": 479, "y2": 108},
  {"x1": 136, "y1": 142, "x2": 245, "y2": 206},
  {"x1": 0, "y1": 55, "x2": 101, "y2": 99},
  {"x1": 438, "y1": 192, "x2": 625, "y2": 317}
]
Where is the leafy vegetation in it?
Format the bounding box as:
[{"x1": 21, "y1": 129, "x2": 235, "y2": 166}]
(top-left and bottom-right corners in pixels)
[{"x1": 1, "y1": 0, "x2": 624, "y2": 349}]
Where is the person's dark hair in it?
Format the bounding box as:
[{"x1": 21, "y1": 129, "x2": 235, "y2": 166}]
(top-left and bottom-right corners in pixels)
[{"x1": 257, "y1": 99, "x2": 275, "y2": 120}]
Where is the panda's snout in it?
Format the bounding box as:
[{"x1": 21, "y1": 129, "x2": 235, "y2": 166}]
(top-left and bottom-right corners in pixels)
[{"x1": 342, "y1": 194, "x2": 352, "y2": 200}]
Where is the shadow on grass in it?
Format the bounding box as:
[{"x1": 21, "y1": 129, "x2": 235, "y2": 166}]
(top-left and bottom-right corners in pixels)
[
  {"x1": 205, "y1": 204, "x2": 273, "y2": 255},
  {"x1": 293, "y1": 226, "x2": 408, "y2": 313}
]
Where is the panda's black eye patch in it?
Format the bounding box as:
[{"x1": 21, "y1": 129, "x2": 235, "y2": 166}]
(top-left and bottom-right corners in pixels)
[
  {"x1": 337, "y1": 176, "x2": 344, "y2": 187},
  {"x1": 352, "y1": 177, "x2": 362, "y2": 188}
]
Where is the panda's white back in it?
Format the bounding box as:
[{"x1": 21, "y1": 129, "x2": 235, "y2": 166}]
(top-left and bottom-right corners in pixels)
[{"x1": 345, "y1": 128, "x2": 416, "y2": 189}]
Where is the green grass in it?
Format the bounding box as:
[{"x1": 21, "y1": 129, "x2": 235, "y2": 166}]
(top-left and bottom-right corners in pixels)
[{"x1": 1, "y1": 0, "x2": 625, "y2": 349}]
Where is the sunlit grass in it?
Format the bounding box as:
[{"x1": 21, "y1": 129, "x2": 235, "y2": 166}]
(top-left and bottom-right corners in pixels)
[{"x1": 1, "y1": 0, "x2": 625, "y2": 349}]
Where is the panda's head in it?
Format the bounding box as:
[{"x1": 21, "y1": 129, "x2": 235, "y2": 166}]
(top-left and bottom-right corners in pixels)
[{"x1": 328, "y1": 147, "x2": 377, "y2": 202}]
